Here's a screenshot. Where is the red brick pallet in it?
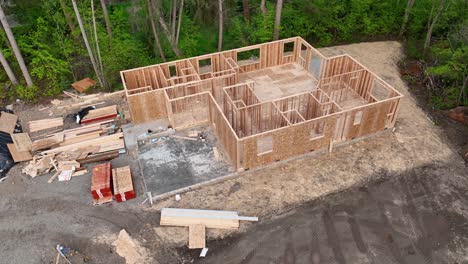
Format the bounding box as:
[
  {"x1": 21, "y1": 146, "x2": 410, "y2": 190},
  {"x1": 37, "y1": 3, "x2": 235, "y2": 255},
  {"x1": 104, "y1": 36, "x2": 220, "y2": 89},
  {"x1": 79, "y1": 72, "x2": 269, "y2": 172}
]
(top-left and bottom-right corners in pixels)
[
  {"x1": 91, "y1": 163, "x2": 112, "y2": 200},
  {"x1": 112, "y1": 166, "x2": 135, "y2": 202}
]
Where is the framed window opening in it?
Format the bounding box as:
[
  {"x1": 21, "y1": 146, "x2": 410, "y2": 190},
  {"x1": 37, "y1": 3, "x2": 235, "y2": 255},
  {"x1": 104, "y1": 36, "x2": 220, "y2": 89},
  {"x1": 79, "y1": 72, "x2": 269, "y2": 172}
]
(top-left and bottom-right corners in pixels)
[{"x1": 257, "y1": 136, "x2": 273, "y2": 155}]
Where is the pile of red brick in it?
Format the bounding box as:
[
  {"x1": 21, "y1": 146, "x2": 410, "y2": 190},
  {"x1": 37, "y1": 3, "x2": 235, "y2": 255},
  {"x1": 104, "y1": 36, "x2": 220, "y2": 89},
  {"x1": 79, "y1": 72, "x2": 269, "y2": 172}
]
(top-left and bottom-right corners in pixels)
[{"x1": 91, "y1": 162, "x2": 135, "y2": 204}]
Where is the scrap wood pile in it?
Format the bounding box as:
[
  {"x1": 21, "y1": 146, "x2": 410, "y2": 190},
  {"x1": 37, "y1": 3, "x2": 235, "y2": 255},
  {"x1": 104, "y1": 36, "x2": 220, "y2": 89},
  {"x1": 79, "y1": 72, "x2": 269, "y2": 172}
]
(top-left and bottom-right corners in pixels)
[
  {"x1": 3, "y1": 103, "x2": 127, "y2": 182},
  {"x1": 0, "y1": 111, "x2": 22, "y2": 179}
]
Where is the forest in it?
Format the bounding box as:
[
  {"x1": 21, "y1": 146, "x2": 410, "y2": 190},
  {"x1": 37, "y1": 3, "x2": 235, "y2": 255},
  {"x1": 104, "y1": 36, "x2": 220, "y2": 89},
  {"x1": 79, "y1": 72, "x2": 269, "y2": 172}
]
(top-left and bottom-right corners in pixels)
[{"x1": 0, "y1": 0, "x2": 466, "y2": 109}]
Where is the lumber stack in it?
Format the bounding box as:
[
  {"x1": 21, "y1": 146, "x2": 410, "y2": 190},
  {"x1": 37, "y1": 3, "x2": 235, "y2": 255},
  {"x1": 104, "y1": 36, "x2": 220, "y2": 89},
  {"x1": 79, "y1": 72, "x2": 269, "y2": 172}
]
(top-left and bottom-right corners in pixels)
[
  {"x1": 112, "y1": 166, "x2": 135, "y2": 202},
  {"x1": 81, "y1": 105, "x2": 118, "y2": 124},
  {"x1": 28, "y1": 118, "x2": 63, "y2": 133},
  {"x1": 91, "y1": 162, "x2": 113, "y2": 204},
  {"x1": 160, "y1": 208, "x2": 258, "y2": 249},
  {"x1": 59, "y1": 122, "x2": 112, "y2": 146}
]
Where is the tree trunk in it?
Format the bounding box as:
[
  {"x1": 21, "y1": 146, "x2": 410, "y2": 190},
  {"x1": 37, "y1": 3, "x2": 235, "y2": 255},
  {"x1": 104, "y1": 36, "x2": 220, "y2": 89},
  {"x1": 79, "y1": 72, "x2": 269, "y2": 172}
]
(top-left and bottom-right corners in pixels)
[
  {"x1": 158, "y1": 17, "x2": 183, "y2": 57},
  {"x1": 0, "y1": 4, "x2": 33, "y2": 87},
  {"x1": 260, "y1": 0, "x2": 267, "y2": 16},
  {"x1": 171, "y1": 0, "x2": 177, "y2": 40},
  {"x1": 59, "y1": 0, "x2": 76, "y2": 33},
  {"x1": 100, "y1": 0, "x2": 112, "y2": 47},
  {"x1": 273, "y1": 0, "x2": 283, "y2": 40},
  {"x1": 71, "y1": 0, "x2": 104, "y2": 87},
  {"x1": 91, "y1": 0, "x2": 106, "y2": 88},
  {"x1": 147, "y1": 0, "x2": 166, "y2": 61},
  {"x1": 242, "y1": 0, "x2": 250, "y2": 22},
  {"x1": 424, "y1": 0, "x2": 446, "y2": 52},
  {"x1": 175, "y1": 0, "x2": 184, "y2": 46},
  {"x1": 0, "y1": 48, "x2": 18, "y2": 84},
  {"x1": 399, "y1": 0, "x2": 415, "y2": 37},
  {"x1": 217, "y1": 0, "x2": 223, "y2": 52}
]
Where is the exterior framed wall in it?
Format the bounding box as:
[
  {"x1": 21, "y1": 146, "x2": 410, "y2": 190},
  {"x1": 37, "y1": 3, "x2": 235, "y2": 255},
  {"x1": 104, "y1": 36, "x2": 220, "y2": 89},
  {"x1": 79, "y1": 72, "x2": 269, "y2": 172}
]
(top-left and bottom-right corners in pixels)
[{"x1": 121, "y1": 37, "x2": 403, "y2": 171}]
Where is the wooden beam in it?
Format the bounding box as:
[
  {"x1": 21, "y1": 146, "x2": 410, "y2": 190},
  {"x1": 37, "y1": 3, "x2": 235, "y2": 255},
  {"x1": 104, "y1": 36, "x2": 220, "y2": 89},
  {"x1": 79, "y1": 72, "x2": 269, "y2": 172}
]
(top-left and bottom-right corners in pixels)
[{"x1": 188, "y1": 224, "x2": 206, "y2": 249}]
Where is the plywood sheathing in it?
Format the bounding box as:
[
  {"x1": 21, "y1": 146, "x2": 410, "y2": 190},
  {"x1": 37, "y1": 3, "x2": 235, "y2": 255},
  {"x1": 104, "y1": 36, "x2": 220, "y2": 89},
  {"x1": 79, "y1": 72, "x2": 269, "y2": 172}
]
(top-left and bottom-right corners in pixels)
[
  {"x1": 241, "y1": 115, "x2": 338, "y2": 169},
  {"x1": 7, "y1": 143, "x2": 33, "y2": 162},
  {"x1": 12, "y1": 133, "x2": 32, "y2": 152},
  {"x1": 127, "y1": 90, "x2": 167, "y2": 123}
]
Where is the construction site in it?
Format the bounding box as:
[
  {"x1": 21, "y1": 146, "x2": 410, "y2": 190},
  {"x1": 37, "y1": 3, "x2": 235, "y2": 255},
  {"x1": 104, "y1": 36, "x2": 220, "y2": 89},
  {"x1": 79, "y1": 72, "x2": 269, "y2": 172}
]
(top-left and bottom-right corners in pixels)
[{"x1": 0, "y1": 40, "x2": 467, "y2": 264}]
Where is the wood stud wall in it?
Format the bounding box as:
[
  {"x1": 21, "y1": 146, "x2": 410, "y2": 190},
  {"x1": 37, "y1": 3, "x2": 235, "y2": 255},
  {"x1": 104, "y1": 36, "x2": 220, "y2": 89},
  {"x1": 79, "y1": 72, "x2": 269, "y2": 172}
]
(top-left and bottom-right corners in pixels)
[{"x1": 121, "y1": 37, "x2": 403, "y2": 170}]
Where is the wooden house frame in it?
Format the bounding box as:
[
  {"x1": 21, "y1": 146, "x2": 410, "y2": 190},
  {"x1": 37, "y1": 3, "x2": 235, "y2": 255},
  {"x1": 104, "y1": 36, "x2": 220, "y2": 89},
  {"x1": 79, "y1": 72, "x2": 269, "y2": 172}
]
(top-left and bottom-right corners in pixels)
[{"x1": 121, "y1": 37, "x2": 403, "y2": 171}]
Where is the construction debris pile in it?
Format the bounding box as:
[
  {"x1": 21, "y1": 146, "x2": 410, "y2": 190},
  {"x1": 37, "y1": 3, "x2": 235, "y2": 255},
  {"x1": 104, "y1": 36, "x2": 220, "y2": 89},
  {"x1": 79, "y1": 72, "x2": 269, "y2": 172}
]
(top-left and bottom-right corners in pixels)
[
  {"x1": 21, "y1": 105, "x2": 124, "y2": 180},
  {"x1": 0, "y1": 90, "x2": 137, "y2": 203}
]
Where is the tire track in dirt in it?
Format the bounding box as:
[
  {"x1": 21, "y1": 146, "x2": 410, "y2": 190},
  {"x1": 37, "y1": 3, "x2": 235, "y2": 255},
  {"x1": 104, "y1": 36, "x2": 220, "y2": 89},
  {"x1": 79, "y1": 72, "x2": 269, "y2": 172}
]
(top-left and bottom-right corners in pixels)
[{"x1": 322, "y1": 210, "x2": 346, "y2": 264}]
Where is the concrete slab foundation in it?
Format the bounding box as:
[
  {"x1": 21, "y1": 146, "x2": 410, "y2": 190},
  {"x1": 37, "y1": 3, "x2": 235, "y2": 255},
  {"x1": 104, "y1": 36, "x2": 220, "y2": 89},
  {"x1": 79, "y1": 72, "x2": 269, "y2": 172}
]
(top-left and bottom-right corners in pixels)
[{"x1": 138, "y1": 126, "x2": 232, "y2": 196}]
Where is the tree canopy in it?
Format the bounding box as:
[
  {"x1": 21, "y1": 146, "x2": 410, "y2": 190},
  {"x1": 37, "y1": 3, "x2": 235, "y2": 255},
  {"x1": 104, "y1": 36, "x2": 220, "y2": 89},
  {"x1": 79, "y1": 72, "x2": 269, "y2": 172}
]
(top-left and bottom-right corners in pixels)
[{"x1": 0, "y1": 0, "x2": 466, "y2": 108}]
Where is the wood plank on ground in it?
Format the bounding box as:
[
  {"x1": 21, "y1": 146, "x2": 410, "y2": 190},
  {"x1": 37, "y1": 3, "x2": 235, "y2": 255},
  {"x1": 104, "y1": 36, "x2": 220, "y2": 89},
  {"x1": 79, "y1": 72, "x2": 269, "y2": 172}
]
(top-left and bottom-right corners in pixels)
[
  {"x1": 7, "y1": 143, "x2": 33, "y2": 162},
  {"x1": 0, "y1": 112, "x2": 18, "y2": 134},
  {"x1": 12, "y1": 133, "x2": 32, "y2": 151},
  {"x1": 160, "y1": 208, "x2": 240, "y2": 229},
  {"x1": 188, "y1": 225, "x2": 206, "y2": 249}
]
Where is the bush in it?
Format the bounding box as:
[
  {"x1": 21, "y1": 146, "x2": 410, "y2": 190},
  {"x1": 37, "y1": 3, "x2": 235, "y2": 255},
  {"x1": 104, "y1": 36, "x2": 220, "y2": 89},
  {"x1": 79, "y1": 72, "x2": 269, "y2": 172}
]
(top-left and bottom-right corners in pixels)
[{"x1": 14, "y1": 84, "x2": 40, "y2": 103}]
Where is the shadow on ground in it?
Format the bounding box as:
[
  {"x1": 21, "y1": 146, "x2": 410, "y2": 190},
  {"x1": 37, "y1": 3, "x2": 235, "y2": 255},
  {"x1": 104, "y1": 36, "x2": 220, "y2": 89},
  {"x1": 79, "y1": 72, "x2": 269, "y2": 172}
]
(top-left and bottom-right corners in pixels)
[{"x1": 186, "y1": 163, "x2": 468, "y2": 264}]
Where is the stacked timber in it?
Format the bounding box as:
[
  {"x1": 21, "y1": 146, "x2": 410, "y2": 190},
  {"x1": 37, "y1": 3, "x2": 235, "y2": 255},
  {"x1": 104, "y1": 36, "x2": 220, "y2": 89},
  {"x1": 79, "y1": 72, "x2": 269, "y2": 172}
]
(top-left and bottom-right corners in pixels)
[
  {"x1": 160, "y1": 208, "x2": 258, "y2": 249},
  {"x1": 112, "y1": 166, "x2": 135, "y2": 202},
  {"x1": 91, "y1": 163, "x2": 113, "y2": 204},
  {"x1": 28, "y1": 118, "x2": 63, "y2": 133},
  {"x1": 81, "y1": 105, "x2": 118, "y2": 124}
]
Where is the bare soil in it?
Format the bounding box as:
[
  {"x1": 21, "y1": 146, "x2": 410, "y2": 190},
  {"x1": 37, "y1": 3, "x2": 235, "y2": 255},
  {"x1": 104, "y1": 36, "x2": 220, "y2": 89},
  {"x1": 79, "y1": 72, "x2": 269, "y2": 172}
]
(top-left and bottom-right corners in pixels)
[{"x1": 0, "y1": 41, "x2": 466, "y2": 264}]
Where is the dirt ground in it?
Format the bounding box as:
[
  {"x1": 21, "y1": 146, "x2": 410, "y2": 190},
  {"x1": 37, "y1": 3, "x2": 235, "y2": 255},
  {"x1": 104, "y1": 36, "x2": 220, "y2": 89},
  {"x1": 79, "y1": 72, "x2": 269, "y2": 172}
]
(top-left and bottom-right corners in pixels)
[{"x1": 0, "y1": 41, "x2": 467, "y2": 264}]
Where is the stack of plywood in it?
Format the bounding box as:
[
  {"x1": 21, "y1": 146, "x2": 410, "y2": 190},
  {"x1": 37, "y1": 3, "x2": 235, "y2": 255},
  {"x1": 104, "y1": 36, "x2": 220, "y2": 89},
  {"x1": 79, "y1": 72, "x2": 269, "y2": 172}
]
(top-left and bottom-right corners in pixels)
[
  {"x1": 112, "y1": 166, "x2": 136, "y2": 202},
  {"x1": 81, "y1": 105, "x2": 118, "y2": 124},
  {"x1": 160, "y1": 208, "x2": 258, "y2": 249},
  {"x1": 91, "y1": 163, "x2": 113, "y2": 204}
]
